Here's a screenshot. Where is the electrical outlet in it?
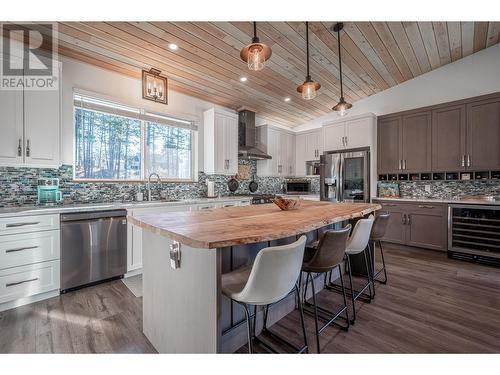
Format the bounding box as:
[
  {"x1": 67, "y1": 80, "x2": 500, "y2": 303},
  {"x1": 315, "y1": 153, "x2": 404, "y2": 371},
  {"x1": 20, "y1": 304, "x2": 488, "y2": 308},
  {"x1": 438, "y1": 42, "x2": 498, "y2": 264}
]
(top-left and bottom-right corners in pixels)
[{"x1": 424, "y1": 184, "x2": 431, "y2": 193}]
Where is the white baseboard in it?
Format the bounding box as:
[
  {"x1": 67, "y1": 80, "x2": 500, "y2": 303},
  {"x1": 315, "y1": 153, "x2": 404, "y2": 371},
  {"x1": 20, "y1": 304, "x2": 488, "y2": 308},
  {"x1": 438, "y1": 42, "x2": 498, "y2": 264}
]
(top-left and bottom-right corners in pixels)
[
  {"x1": 124, "y1": 268, "x2": 142, "y2": 278},
  {"x1": 0, "y1": 290, "x2": 60, "y2": 312}
]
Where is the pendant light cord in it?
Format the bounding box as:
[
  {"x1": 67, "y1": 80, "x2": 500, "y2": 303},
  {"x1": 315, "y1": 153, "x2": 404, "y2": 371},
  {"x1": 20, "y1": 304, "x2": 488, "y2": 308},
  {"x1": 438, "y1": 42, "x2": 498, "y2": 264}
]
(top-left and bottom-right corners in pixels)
[
  {"x1": 306, "y1": 21, "x2": 310, "y2": 79},
  {"x1": 337, "y1": 25, "x2": 344, "y2": 99}
]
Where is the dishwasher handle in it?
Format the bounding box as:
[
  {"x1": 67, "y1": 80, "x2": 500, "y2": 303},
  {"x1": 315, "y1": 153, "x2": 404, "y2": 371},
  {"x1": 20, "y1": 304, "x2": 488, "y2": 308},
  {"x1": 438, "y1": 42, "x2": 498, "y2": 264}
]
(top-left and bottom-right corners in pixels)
[{"x1": 60, "y1": 210, "x2": 127, "y2": 222}]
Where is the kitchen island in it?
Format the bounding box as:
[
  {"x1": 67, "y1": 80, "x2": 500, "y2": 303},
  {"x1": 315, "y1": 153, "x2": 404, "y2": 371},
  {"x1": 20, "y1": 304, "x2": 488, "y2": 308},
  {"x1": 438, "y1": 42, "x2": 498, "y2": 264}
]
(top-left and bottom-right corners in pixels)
[{"x1": 128, "y1": 200, "x2": 380, "y2": 353}]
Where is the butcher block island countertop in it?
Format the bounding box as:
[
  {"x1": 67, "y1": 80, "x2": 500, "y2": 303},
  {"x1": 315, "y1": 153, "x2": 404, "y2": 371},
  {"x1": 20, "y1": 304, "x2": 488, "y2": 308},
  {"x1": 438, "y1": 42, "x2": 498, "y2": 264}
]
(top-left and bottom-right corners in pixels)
[{"x1": 128, "y1": 200, "x2": 381, "y2": 249}]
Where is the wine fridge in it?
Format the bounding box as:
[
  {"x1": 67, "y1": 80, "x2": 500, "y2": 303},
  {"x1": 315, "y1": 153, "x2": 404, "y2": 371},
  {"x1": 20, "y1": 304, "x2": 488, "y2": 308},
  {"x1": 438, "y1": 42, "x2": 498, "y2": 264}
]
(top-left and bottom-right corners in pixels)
[{"x1": 448, "y1": 204, "x2": 500, "y2": 266}]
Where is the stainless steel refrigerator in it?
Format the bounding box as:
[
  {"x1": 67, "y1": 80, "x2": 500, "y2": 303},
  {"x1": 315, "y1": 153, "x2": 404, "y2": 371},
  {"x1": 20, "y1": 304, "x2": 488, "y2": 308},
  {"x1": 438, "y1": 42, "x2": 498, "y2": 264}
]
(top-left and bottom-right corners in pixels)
[{"x1": 320, "y1": 147, "x2": 370, "y2": 202}]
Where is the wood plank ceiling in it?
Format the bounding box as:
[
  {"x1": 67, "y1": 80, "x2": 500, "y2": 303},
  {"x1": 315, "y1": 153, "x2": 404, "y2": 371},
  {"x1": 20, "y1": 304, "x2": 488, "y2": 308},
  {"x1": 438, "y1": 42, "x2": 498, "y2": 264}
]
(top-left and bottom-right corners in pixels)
[{"x1": 30, "y1": 22, "x2": 500, "y2": 127}]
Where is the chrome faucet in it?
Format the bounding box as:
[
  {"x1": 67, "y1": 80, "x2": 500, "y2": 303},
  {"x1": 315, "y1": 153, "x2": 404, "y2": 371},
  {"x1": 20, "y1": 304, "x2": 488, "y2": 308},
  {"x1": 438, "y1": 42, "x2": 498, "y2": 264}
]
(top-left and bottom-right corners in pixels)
[{"x1": 147, "y1": 173, "x2": 161, "y2": 201}]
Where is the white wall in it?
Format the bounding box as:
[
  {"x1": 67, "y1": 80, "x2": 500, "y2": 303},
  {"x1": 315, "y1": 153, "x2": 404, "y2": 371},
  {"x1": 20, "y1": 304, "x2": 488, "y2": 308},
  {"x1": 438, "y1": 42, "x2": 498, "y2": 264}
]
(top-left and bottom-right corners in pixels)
[
  {"x1": 60, "y1": 56, "x2": 238, "y2": 170},
  {"x1": 294, "y1": 43, "x2": 500, "y2": 132}
]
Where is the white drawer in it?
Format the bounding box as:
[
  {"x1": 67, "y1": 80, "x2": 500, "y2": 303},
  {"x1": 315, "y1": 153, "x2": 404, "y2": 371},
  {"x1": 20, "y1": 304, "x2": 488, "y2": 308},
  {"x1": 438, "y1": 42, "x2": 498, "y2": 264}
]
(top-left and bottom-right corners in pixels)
[
  {"x1": 0, "y1": 214, "x2": 59, "y2": 236},
  {"x1": 0, "y1": 260, "x2": 60, "y2": 304},
  {"x1": 0, "y1": 231, "x2": 60, "y2": 270}
]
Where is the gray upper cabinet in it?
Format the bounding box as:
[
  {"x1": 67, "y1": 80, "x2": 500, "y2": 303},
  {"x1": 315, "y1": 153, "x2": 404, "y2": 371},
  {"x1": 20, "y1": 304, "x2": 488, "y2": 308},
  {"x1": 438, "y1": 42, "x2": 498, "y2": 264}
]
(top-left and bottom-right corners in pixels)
[
  {"x1": 402, "y1": 111, "x2": 431, "y2": 173},
  {"x1": 377, "y1": 117, "x2": 401, "y2": 174},
  {"x1": 378, "y1": 92, "x2": 500, "y2": 175},
  {"x1": 431, "y1": 104, "x2": 466, "y2": 172},
  {"x1": 466, "y1": 97, "x2": 500, "y2": 171}
]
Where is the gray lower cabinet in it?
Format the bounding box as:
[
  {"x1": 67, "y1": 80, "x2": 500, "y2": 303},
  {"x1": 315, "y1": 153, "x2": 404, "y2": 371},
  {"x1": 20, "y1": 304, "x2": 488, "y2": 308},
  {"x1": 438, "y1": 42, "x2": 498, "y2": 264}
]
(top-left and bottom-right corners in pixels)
[{"x1": 374, "y1": 200, "x2": 447, "y2": 251}]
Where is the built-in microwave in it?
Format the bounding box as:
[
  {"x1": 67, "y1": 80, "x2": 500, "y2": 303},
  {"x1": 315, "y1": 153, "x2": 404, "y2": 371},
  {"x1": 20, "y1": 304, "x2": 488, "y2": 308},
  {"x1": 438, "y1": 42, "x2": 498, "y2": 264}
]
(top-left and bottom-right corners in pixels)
[
  {"x1": 285, "y1": 179, "x2": 311, "y2": 194},
  {"x1": 306, "y1": 160, "x2": 321, "y2": 176}
]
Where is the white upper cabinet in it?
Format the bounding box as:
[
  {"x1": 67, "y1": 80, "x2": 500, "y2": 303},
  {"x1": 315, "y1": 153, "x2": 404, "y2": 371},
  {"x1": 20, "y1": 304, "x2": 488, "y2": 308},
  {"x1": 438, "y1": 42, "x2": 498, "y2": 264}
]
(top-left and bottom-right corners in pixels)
[
  {"x1": 323, "y1": 114, "x2": 376, "y2": 152},
  {"x1": 203, "y1": 108, "x2": 238, "y2": 176},
  {"x1": 323, "y1": 121, "x2": 346, "y2": 151},
  {"x1": 0, "y1": 87, "x2": 24, "y2": 165},
  {"x1": 257, "y1": 125, "x2": 295, "y2": 177},
  {"x1": 295, "y1": 129, "x2": 322, "y2": 176},
  {"x1": 0, "y1": 56, "x2": 61, "y2": 168},
  {"x1": 24, "y1": 86, "x2": 61, "y2": 167}
]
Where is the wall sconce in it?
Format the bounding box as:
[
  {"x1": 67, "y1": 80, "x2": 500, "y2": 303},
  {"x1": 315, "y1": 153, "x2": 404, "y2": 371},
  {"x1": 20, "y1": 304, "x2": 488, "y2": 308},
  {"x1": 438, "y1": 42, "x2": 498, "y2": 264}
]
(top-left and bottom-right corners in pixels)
[{"x1": 142, "y1": 68, "x2": 168, "y2": 104}]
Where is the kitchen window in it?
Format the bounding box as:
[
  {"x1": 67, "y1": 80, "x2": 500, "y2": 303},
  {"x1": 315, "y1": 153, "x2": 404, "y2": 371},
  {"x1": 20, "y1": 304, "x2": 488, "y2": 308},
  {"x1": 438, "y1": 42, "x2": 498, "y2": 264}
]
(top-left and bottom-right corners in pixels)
[{"x1": 74, "y1": 93, "x2": 197, "y2": 181}]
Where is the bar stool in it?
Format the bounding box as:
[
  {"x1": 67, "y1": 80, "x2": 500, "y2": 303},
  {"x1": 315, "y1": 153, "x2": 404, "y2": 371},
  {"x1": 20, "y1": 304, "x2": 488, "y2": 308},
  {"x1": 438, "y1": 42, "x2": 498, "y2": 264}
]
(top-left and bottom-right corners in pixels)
[
  {"x1": 221, "y1": 236, "x2": 308, "y2": 354},
  {"x1": 369, "y1": 213, "x2": 390, "y2": 286},
  {"x1": 326, "y1": 215, "x2": 374, "y2": 324},
  {"x1": 300, "y1": 225, "x2": 351, "y2": 353}
]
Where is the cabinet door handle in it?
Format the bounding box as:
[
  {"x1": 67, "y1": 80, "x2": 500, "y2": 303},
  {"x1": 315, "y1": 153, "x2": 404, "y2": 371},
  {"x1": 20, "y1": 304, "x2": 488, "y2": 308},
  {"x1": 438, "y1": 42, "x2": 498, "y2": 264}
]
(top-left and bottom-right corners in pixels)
[
  {"x1": 461, "y1": 155, "x2": 465, "y2": 167},
  {"x1": 6, "y1": 278, "x2": 38, "y2": 288},
  {"x1": 402, "y1": 214, "x2": 406, "y2": 224},
  {"x1": 398, "y1": 160, "x2": 401, "y2": 170},
  {"x1": 403, "y1": 159, "x2": 406, "y2": 170},
  {"x1": 407, "y1": 214, "x2": 411, "y2": 225},
  {"x1": 18, "y1": 139, "x2": 22, "y2": 157},
  {"x1": 345, "y1": 136, "x2": 348, "y2": 146},
  {"x1": 6, "y1": 245, "x2": 39, "y2": 253},
  {"x1": 26, "y1": 139, "x2": 31, "y2": 157},
  {"x1": 467, "y1": 155, "x2": 471, "y2": 167},
  {"x1": 6, "y1": 221, "x2": 40, "y2": 228}
]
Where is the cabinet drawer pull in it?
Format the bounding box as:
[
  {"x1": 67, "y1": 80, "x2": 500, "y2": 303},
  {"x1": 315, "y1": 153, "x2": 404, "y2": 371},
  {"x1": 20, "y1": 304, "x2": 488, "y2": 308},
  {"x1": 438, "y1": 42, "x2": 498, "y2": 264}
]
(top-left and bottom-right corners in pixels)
[
  {"x1": 5, "y1": 245, "x2": 39, "y2": 253},
  {"x1": 5, "y1": 221, "x2": 41, "y2": 228},
  {"x1": 418, "y1": 205, "x2": 435, "y2": 209},
  {"x1": 383, "y1": 203, "x2": 397, "y2": 206},
  {"x1": 6, "y1": 278, "x2": 39, "y2": 288}
]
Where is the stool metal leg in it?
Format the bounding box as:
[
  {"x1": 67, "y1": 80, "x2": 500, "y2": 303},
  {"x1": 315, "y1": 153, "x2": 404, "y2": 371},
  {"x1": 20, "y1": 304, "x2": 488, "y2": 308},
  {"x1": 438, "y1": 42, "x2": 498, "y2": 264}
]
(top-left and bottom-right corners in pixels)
[
  {"x1": 338, "y1": 264, "x2": 350, "y2": 329},
  {"x1": 363, "y1": 247, "x2": 375, "y2": 300},
  {"x1": 241, "y1": 303, "x2": 253, "y2": 354},
  {"x1": 346, "y1": 255, "x2": 356, "y2": 324},
  {"x1": 309, "y1": 272, "x2": 321, "y2": 353},
  {"x1": 373, "y1": 240, "x2": 388, "y2": 284}
]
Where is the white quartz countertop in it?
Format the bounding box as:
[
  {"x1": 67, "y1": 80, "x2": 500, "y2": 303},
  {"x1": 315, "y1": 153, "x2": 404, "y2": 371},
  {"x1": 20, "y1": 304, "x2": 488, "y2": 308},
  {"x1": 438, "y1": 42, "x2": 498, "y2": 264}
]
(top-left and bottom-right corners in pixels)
[
  {"x1": 372, "y1": 197, "x2": 500, "y2": 206},
  {"x1": 0, "y1": 196, "x2": 253, "y2": 218}
]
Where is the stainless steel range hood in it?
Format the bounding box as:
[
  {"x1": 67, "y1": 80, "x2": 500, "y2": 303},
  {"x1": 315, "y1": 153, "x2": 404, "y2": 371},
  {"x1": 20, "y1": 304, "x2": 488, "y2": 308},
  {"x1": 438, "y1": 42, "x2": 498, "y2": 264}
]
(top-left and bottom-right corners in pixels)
[{"x1": 238, "y1": 110, "x2": 272, "y2": 160}]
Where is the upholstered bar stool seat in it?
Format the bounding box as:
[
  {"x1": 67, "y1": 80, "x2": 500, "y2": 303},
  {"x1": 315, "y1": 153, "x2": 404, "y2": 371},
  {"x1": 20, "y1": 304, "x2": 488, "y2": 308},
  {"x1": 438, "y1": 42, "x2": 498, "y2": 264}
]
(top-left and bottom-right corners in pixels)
[
  {"x1": 300, "y1": 225, "x2": 351, "y2": 353},
  {"x1": 221, "y1": 236, "x2": 308, "y2": 353},
  {"x1": 326, "y1": 215, "x2": 375, "y2": 324}
]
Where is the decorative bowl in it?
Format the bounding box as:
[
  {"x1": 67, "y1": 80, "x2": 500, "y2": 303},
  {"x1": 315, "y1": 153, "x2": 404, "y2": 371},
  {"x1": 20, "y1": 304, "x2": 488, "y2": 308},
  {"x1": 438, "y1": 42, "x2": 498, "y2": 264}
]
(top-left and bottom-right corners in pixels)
[{"x1": 272, "y1": 197, "x2": 301, "y2": 211}]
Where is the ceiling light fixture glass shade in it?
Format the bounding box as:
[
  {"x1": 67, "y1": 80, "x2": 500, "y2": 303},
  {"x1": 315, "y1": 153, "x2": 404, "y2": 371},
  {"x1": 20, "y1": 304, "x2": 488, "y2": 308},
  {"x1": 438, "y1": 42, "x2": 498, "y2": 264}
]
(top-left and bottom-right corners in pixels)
[
  {"x1": 240, "y1": 22, "x2": 272, "y2": 71},
  {"x1": 298, "y1": 76, "x2": 320, "y2": 100},
  {"x1": 332, "y1": 97, "x2": 352, "y2": 117},
  {"x1": 332, "y1": 22, "x2": 352, "y2": 116},
  {"x1": 297, "y1": 22, "x2": 320, "y2": 100}
]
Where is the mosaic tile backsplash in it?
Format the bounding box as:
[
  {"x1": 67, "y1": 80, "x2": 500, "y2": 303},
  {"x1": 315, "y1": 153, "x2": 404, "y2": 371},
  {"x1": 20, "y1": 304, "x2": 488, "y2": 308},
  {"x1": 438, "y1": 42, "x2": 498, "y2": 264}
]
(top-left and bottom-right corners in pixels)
[
  {"x1": 0, "y1": 160, "x2": 320, "y2": 207},
  {"x1": 396, "y1": 180, "x2": 500, "y2": 200}
]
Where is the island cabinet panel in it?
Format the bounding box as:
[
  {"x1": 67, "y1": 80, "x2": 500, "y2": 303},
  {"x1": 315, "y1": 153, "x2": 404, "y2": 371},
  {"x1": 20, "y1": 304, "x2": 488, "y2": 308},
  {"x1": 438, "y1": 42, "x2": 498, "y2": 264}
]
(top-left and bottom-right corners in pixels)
[
  {"x1": 402, "y1": 111, "x2": 432, "y2": 172},
  {"x1": 466, "y1": 97, "x2": 500, "y2": 171},
  {"x1": 373, "y1": 200, "x2": 447, "y2": 251},
  {"x1": 377, "y1": 117, "x2": 402, "y2": 174},
  {"x1": 431, "y1": 104, "x2": 467, "y2": 172}
]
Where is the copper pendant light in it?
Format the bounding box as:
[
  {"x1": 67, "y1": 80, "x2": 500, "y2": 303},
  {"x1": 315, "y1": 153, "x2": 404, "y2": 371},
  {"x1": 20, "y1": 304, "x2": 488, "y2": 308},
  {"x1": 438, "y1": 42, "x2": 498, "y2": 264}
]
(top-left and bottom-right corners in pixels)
[
  {"x1": 331, "y1": 22, "x2": 352, "y2": 116},
  {"x1": 240, "y1": 22, "x2": 272, "y2": 71},
  {"x1": 297, "y1": 22, "x2": 321, "y2": 100}
]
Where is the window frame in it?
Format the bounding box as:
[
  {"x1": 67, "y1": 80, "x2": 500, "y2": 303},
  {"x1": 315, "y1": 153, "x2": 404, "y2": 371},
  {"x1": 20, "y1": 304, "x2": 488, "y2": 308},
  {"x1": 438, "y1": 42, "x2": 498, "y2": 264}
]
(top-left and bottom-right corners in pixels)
[{"x1": 72, "y1": 91, "x2": 198, "y2": 183}]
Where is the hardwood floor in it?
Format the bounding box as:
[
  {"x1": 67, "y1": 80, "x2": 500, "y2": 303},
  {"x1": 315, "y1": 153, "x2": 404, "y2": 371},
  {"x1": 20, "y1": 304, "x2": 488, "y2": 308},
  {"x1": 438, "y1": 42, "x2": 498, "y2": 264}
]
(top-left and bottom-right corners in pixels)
[{"x1": 1, "y1": 244, "x2": 500, "y2": 353}]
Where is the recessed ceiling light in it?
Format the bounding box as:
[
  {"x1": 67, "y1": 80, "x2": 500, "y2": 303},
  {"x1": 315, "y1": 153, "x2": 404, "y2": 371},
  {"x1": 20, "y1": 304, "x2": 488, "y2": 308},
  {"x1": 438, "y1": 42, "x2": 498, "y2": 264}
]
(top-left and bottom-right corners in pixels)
[
  {"x1": 284, "y1": 97, "x2": 291, "y2": 102},
  {"x1": 240, "y1": 76, "x2": 248, "y2": 82},
  {"x1": 168, "y1": 43, "x2": 178, "y2": 51}
]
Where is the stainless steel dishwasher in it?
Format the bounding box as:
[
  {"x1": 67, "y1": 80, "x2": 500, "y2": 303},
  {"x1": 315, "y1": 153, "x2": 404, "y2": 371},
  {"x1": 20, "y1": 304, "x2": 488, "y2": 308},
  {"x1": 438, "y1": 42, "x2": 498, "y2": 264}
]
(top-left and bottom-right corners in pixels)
[{"x1": 60, "y1": 210, "x2": 127, "y2": 292}]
